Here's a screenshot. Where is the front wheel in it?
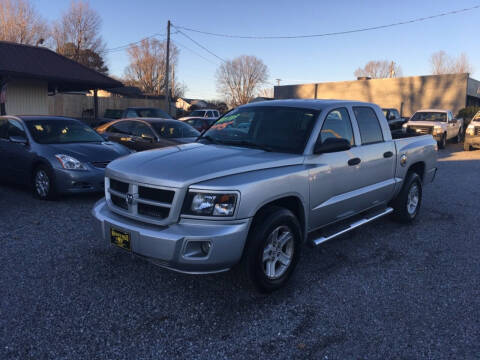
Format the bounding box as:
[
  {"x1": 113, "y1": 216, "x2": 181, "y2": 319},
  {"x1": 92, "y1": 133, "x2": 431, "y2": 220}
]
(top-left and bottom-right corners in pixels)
[
  {"x1": 455, "y1": 129, "x2": 463, "y2": 143},
  {"x1": 236, "y1": 207, "x2": 302, "y2": 293},
  {"x1": 391, "y1": 172, "x2": 422, "y2": 223},
  {"x1": 33, "y1": 165, "x2": 56, "y2": 200},
  {"x1": 437, "y1": 133, "x2": 446, "y2": 149}
]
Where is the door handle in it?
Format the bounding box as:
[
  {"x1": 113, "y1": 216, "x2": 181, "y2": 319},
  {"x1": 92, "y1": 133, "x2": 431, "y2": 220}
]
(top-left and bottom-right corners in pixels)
[
  {"x1": 383, "y1": 151, "x2": 393, "y2": 158},
  {"x1": 348, "y1": 157, "x2": 361, "y2": 166}
]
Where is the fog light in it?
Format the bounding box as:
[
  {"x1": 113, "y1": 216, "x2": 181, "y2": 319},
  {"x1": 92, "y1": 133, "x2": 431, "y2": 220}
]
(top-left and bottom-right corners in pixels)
[{"x1": 201, "y1": 241, "x2": 212, "y2": 255}]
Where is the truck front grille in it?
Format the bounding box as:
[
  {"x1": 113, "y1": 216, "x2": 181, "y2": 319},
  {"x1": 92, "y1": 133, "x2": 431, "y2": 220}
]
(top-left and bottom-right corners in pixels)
[
  {"x1": 475, "y1": 127, "x2": 480, "y2": 136},
  {"x1": 106, "y1": 177, "x2": 178, "y2": 225},
  {"x1": 407, "y1": 125, "x2": 433, "y2": 135}
]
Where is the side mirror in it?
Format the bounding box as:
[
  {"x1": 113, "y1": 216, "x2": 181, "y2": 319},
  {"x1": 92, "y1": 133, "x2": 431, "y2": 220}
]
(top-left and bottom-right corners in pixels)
[
  {"x1": 314, "y1": 137, "x2": 351, "y2": 154},
  {"x1": 141, "y1": 134, "x2": 155, "y2": 142},
  {"x1": 9, "y1": 135, "x2": 28, "y2": 145}
]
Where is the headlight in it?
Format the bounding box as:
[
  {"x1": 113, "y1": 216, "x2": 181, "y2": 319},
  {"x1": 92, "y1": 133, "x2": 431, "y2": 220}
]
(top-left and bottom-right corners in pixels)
[
  {"x1": 183, "y1": 191, "x2": 237, "y2": 217},
  {"x1": 55, "y1": 154, "x2": 87, "y2": 170},
  {"x1": 432, "y1": 126, "x2": 443, "y2": 135},
  {"x1": 466, "y1": 125, "x2": 475, "y2": 136}
]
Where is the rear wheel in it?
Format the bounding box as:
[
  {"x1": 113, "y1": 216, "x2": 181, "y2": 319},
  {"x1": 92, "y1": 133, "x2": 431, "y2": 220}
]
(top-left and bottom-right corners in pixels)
[
  {"x1": 391, "y1": 172, "x2": 422, "y2": 223},
  {"x1": 235, "y1": 207, "x2": 302, "y2": 293},
  {"x1": 464, "y1": 143, "x2": 472, "y2": 151},
  {"x1": 33, "y1": 165, "x2": 56, "y2": 200},
  {"x1": 455, "y1": 129, "x2": 463, "y2": 143}
]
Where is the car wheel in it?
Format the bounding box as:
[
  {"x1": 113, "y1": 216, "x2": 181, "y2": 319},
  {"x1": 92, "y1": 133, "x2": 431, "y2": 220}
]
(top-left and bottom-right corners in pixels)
[
  {"x1": 235, "y1": 206, "x2": 302, "y2": 293},
  {"x1": 455, "y1": 129, "x2": 462, "y2": 143},
  {"x1": 437, "y1": 133, "x2": 446, "y2": 149},
  {"x1": 464, "y1": 143, "x2": 472, "y2": 151},
  {"x1": 33, "y1": 165, "x2": 56, "y2": 200},
  {"x1": 391, "y1": 172, "x2": 422, "y2": 223}
]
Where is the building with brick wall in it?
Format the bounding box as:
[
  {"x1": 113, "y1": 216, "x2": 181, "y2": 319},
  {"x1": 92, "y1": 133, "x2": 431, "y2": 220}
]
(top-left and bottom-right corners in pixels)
[{"x1": 274, "y1": 73, "x2": 480, "y2": 117}]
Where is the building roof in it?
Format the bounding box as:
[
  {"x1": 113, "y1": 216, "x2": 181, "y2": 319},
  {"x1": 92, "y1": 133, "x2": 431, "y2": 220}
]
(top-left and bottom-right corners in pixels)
[
  {"x1": 0, "y1": 41, "x2": 123, "y2": 91},
  {"x1": 107, "y1": 86, "x2": 143, "y2": 97}
]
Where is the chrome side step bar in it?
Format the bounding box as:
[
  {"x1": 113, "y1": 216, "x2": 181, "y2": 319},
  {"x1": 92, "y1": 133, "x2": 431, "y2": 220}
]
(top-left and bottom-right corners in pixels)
[{"x1": 312, "y1": 207, "x2": 394, "y2": 246}]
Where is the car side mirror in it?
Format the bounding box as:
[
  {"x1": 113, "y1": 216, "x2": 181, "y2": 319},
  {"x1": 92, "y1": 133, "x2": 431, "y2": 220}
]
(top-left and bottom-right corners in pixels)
[
  {"x1": 314, "y1": 137, "x2": 351, "y2": 154},
  {"x1": 141, "y1": 134, "x2": 155, "y2": 142},
  {"x1": 9, "y1": 135, "x2": 28, "y2": 145}
]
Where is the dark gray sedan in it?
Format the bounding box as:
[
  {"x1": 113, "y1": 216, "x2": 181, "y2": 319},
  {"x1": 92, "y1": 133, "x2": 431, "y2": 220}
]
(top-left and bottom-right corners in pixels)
[{"x1": 0, "y1": 116, "x2": 131, "y2": 200}]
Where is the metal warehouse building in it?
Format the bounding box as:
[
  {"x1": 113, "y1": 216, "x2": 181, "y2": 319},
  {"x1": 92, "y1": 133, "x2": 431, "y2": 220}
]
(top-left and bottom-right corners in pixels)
[{"x1": 274, "y1": 73, "x2": 480, "y2": 117}]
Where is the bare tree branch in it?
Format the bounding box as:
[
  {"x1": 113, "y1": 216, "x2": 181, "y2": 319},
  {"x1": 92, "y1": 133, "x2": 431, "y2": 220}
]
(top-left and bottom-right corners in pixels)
[
  {"x1": 354, "y1": 60, "x2": 402, "y2": 79},
  {"x1": 430, "y1": 51, "x2": 474, "y2": 75}
]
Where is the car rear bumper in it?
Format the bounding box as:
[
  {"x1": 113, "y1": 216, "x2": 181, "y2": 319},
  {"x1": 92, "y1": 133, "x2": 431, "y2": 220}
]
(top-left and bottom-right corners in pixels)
[{"x1": 92, "y1": 199, "x2": 251, "y2": 274}]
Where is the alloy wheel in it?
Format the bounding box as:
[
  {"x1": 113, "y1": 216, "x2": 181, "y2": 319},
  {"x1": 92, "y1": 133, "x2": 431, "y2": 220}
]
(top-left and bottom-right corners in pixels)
[
  {"x1": 407, "y1": 183, "x2": 419, "y2": 215},
  {"x1": 262, "y1": 225, "x2": 294, "y2": 279},
  {"x1": 35, "y1": 170, "x2": 50, "y2": 198}
]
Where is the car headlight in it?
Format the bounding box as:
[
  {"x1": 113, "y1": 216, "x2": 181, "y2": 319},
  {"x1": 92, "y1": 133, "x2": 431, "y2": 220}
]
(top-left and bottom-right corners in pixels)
[
  {"x1": 466, "y1": 125, "x2": 475, "y2": 136},
  {"x1": 55, "y1": 154, "x2": 87, "y2": 170},
  {"x1": 183, "y1": 191, "x2": 237, "y2": 217},
  {"x1": 432, "y1": 126, "x2": 443, "y2": 135}
]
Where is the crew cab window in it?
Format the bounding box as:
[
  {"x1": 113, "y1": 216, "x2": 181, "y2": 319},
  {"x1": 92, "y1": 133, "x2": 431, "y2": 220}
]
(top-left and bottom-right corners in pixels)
[
  {"x1": 320, "y1": 108, "x2": 354, "y2": 145},
  {"x1": 108, "y1": 121, "x2": 132, "y2": 135},
  {"x1": 206, "y1": 111, "x2": 213, "y2": 117},
  {"x1": 448, "y1": 112, "x2": 453, "y2": 121},
  {"x1": 7, "y1": 119, "x2": 26, "y2": 137},
  {"x1": 353, "y1": 106, "x2": 384, "y2": 145},
  {"x1": 131, "y1": 122, "x2": 155, "y2": 138}
]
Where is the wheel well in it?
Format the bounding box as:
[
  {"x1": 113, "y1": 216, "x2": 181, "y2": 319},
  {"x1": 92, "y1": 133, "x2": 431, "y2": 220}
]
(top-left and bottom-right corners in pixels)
[
  {"x1": 407, "y1": 162, "x2": 425, "y2": 181},
  {"x1": 252, "y1": 196, "x2": 306, "y2": 240},
  {"x1": 30, "y1": 160, "x2": 51, "y2": 181}
]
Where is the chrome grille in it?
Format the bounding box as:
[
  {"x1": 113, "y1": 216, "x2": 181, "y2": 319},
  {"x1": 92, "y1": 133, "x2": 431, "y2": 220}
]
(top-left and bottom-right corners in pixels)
[
  {"x1": 92, "y1": 161, "x2": 110, "y2": 168},
  {"x1": 407, "y1": 125, "x2": 433, "y2": 135},
  {"x1": 475, "y1": 127, "x2": 480, "y2": 136},
  {"x1": 106, "y1": 177, "x2": 178, "y2": 225}
]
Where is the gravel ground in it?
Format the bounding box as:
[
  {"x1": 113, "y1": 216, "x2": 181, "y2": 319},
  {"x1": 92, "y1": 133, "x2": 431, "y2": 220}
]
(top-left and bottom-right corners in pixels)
[{"x1": 1, "y1": 144, "x2": 479, "y2": 360}]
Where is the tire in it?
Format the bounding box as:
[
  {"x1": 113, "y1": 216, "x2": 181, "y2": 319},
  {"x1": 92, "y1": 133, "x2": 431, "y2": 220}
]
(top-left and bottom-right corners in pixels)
[
  {"x1": 455, "y1": 129, "x2": 463, "y2": 143},
  {"x1": 32, "y1": 165, "x2": 56, "y2": 200},
  {"x1": 437, "y1": 133, "x2": 446, "y2": 149},
  {"x1": 391, "y1": 172, "x2": 422, "y2": 223},
  {"x1": 234, "y1": 206, "x2": 302, "y2": 293},
  {"x1": 464, "y1": 143, "x2": 472, "y2": 151}
]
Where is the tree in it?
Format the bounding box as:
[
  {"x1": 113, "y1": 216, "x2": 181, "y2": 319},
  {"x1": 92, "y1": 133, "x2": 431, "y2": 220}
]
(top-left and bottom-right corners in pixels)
[
  {"x1": 216, "y1": 55, "x2": 269, "y2": 107},
  {"x1": 53, "y1": 1, "x2": 107, "y2": 72},
  {"x1": 124, "y1": 38, "x2": 181, "y2": 96},
  {"x1": 430, "y1": 51, "x2": 474, "y2": 75},
  {"x1": 0, "y1": 0, "x2": 48, "y2": 45},
  {"x1": 354, "y1": 60, "x2": 402, "y2": 79}
]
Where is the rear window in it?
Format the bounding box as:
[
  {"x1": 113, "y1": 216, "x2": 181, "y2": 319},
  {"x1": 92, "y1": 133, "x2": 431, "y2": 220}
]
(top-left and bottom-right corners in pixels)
[{"x1": 353, "y1": 107, "x2": 384, "y2": 145}]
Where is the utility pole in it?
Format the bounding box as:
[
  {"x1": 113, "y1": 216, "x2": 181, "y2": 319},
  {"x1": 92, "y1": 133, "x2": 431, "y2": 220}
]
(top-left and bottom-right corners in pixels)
[
  {"x1": 275, "y1": 78, "x2": 282, "y2": 86},
  {"x1": 171, "y1": 63, "x2": 175, "y2": 100},
  {"x1": 165, "y1": 20, "x2": 171, "y2": 115}
]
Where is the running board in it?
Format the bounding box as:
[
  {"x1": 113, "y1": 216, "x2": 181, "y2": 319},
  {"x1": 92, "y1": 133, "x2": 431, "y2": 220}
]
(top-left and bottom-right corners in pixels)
[{"x1": 312, "y1": 207, "x2": 394, "y2": 246}]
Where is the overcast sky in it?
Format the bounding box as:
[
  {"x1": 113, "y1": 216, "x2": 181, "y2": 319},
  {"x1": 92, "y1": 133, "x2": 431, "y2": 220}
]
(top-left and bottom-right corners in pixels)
[{"x1": 33, "y1": 0, "x2": 480, "y2": 99}]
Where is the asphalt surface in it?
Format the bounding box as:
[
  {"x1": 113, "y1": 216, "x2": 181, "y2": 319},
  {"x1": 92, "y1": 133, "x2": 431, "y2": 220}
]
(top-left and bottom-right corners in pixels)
[{"x1": 1, "y1": 143, "x2": 479, "y2": 359}]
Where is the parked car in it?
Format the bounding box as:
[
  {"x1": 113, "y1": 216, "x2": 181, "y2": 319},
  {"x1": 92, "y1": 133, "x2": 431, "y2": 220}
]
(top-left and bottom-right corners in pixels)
[
  {"x1": 402, "y1": 109, "x2": 464, "y2": 149},
  {"x1": 181, "y1": 117, "x2": 217, "y2": 132},
  {"x1": 179, "y1": 109, "x2": 220, "y2": 121},
  {"x1": 464, "y1": 110, "x2": 480, "y2": 151},
  {"x1": 0, "y1": 116, "x2": 131, "y2": 200},
  {"x1": 92, "y1": 107, "x2": 174, "y2": 127},
  {"x1": 95, "y1": 118, "x2": 200, "y2": 152},
  {"x1": 382, "y1": 108, "x2": 406, "y2": 132},
  {"x1": 93, "y1": 99, "x2": 437, "y2": 292}
]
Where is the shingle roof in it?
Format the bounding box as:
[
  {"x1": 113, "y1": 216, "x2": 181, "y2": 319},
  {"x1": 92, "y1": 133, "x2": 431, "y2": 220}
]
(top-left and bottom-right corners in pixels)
[{"x1": 0, "y1": 41, "x2": 123, "y2": 91}]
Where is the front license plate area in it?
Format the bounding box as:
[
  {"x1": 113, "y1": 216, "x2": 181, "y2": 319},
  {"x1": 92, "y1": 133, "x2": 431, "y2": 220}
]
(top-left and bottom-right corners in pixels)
[{"x1": 110, "y1": 227, "x2": 131, "y2": 251}]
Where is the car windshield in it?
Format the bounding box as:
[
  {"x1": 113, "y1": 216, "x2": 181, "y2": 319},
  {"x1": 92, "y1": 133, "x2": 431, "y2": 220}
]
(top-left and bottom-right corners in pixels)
[
  {"x1": 26, "y1": 119, "x2": 104, "y2": 144},
  {"x1": 198, "y1": 107, "x2": 319, "y2": 154},
  {"x1": 151, "y1": 121, "x2": 200, "y2": 138},
  {"x1": 411, "y1": 112, "x2": 447, "y2": 122},
  {"x1": 136, "y1": 108, "x2": 173, "y2": 119},
  {"x1": 190, "y1": 110, "x2": 206, "y2": 117}
]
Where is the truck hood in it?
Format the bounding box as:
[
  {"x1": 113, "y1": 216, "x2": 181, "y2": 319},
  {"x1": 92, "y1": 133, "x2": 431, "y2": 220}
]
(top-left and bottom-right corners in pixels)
[
  {"x1": 106, "y1": 143, "x2": 304, "y2": 188},
  {"x1": 406, "y1": 121, "x2": 445, "y2": 127}
]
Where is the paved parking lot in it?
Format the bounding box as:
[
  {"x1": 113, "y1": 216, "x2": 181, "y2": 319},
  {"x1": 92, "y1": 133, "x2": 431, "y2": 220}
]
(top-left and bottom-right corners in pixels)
[{"x1": 1, "y1": 144, "x2": 479, "y2": 359}]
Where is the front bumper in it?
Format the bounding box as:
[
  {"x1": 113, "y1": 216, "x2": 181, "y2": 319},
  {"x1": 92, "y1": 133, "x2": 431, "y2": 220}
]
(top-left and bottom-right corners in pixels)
[
  {"x1": 464, "y1": 135, "x2": 480, "y2": 148},
  {"x1": 92, "y1": 199, "x2": 251, "y2": 274},
  {"x1": 54, "y1": 167, "x2": 105, "y2": 194}
]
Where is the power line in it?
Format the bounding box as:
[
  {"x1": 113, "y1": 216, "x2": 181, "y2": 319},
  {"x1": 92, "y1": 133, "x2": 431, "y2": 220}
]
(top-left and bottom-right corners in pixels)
[
  {"x1": 171, "y1": 24, "x2": 226, "y2": 62},
  {"x1": 175, "y1": 4, "x2": 480, "y2": 39},
  {"x1": 100, "y1": 32, "x2": 171, "y2": 54},
  {"x1": 172, "y1": 38, "x2": 219, "y2": 66}
]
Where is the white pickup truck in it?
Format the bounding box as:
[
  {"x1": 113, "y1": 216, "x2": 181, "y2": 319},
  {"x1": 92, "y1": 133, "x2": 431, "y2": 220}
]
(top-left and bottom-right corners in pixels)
[{"x1": 402, "y1": 109, "x2": 464, "y2": 149}]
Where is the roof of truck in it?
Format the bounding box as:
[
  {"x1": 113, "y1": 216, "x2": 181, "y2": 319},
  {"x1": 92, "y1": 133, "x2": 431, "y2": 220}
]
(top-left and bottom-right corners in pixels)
[
  {"x1": 415, "y1": 109, "x2": 450, "y2": 113},
  {"x1": 241, "y1": 99, "x2": 375, "y2": 110}
]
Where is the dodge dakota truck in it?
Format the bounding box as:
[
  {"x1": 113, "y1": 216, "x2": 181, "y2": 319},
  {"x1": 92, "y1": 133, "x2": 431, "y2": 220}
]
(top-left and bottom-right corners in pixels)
[
  {"x1": 402, "y1": 109, "x2": 463, "y2": 149},
  {"x1": 92, "y1": 99, "x2": 437, "y2": 292}
]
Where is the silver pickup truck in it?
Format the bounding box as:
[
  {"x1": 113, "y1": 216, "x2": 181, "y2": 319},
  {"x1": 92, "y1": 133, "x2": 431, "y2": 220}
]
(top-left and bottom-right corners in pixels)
[{"x1": 93, "y1": 100, "x2": 437, "y2": 292}]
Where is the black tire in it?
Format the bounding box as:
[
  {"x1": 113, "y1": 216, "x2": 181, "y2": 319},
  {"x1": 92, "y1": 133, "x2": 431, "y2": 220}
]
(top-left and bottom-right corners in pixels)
[
  {"x1": 391, "y1": 172, "x2": 422, "y2": 223},
  {"x1": 464, "y1": 143, "x2": 472, "y2": 151},
  {"x1": 234, "y1": 206, "x2": 302, "y2": 293},
  {"x1": 32, "y1": 165, "x2": 57, "y2": 200},
  {"x1": 455, "y1": 129, "x2": 463, "y2": 143},
  {"x1": 437, "y1": 133, "x2": 446, "y2": 149}
]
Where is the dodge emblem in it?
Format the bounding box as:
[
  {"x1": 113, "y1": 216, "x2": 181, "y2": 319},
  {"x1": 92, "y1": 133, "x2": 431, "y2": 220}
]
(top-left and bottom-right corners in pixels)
[{"x1": 126, "y1": 193, "x2": 134, "y2": 205}]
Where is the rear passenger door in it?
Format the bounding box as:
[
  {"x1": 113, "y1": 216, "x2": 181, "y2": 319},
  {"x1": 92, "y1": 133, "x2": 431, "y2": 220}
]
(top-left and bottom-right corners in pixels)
[{"x1": 350, "y1": 106, "x2": 396, "y2": 209}]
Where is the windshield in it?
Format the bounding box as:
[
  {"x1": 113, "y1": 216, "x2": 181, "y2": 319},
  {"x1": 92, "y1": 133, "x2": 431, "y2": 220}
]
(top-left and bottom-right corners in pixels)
[
  {"x1": 136, "y1": 108, "x2": 173, "y2": 119},
  {"x1": 411, "y1": 112, "x2": 447, "y2": 122},
  {"x1": 198, "y1": 107, "x2": 319, "y2": 154},
  {"x1": 151, "y1": 121, "x2": 200, "y2": 138},
  {"x1": 26, "y1": 119, "x2": 104, "y2": 144},
  {"x1": 190, "y1": 110, "x2": 206, "y2": 117}
]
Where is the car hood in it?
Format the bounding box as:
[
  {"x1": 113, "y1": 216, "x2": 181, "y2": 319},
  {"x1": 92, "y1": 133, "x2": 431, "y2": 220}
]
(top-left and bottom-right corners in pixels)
[
  {"x1": 106, "y1": 143, "x2": 304, "y2": 188},
  {"x1": 45, "y1": 142, "x2": 130, "y2": 162}
]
